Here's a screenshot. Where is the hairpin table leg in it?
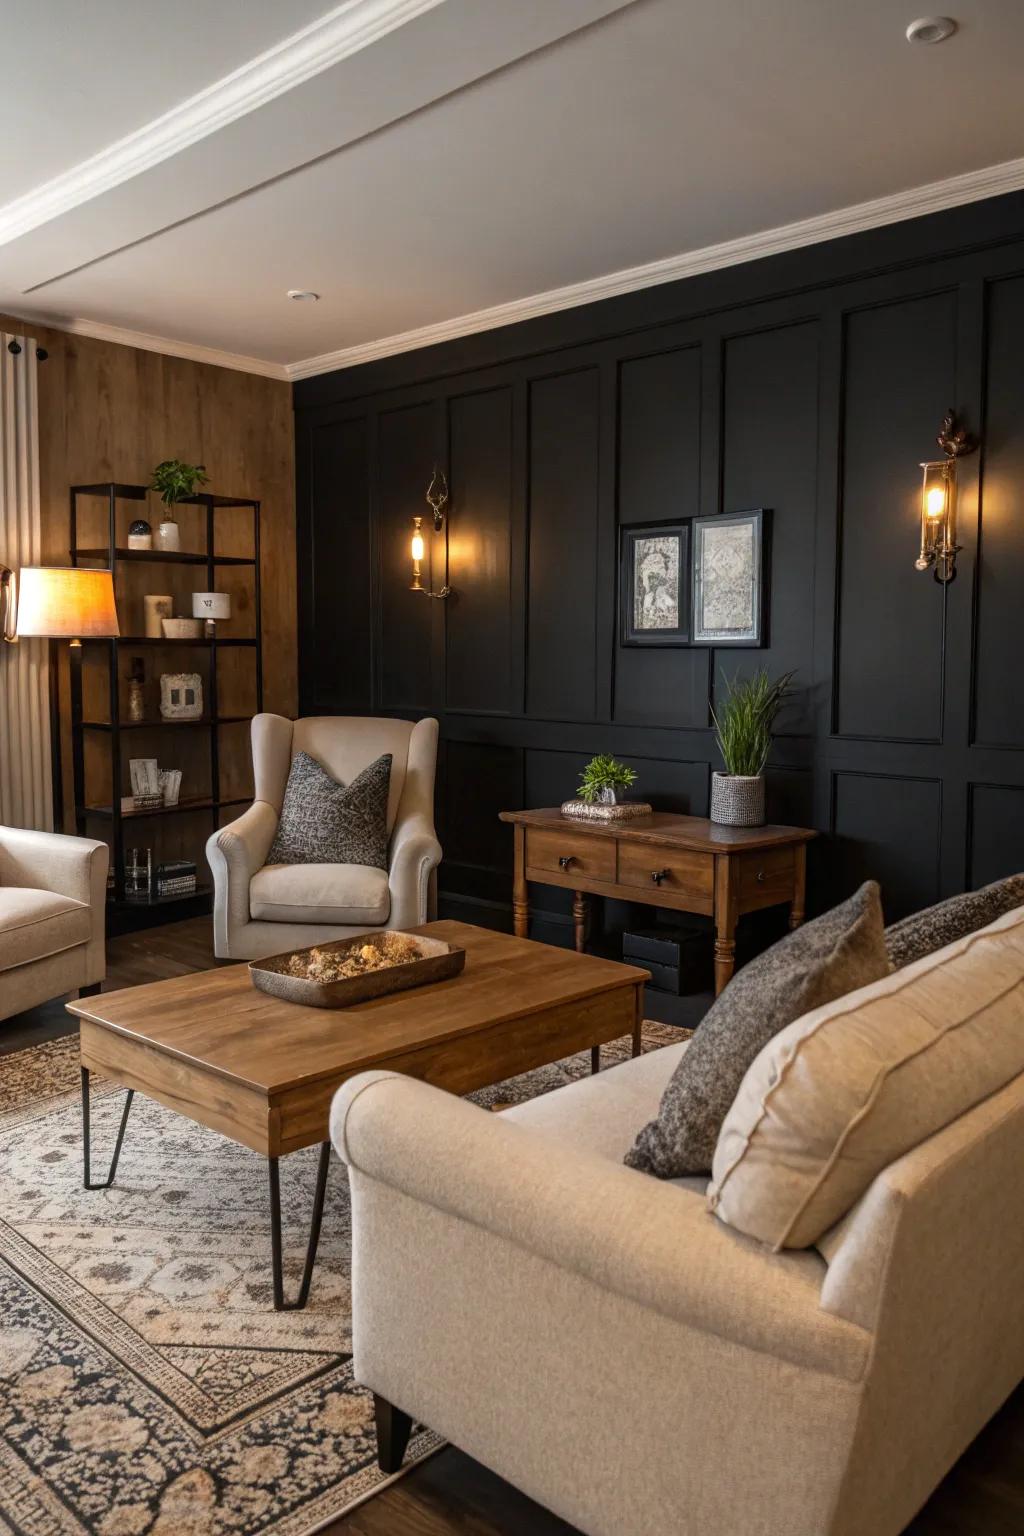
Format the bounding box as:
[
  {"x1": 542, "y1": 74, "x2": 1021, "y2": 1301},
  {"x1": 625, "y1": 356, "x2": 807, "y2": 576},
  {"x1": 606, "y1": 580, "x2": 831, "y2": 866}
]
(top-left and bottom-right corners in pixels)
[
  {"x1": 81, "y1": 1066, "x2": 134, "y2": 1190},
  {"x1": 268, "y1": 1141, "x2": 332, "y2": 1311}
]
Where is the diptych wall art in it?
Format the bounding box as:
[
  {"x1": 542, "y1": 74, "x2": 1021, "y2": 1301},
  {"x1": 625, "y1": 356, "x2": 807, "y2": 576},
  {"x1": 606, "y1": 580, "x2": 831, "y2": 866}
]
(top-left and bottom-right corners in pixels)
[{"x1": 619, "y1": 510, "x2": 768, "y2": 648}]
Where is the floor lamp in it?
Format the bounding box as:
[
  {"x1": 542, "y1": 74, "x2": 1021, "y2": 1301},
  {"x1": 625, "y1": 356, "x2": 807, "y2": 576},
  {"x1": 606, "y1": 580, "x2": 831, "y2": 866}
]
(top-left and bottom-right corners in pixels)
[{"x1": 12, "y1": 566, "x2": 120, "y2": 829}]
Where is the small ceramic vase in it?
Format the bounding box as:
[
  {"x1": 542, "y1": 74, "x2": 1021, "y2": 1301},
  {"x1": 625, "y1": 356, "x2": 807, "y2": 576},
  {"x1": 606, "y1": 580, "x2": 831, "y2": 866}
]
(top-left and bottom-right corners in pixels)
[{"x1": 157, "y1": 516, "x2": 180, "y2": 551}]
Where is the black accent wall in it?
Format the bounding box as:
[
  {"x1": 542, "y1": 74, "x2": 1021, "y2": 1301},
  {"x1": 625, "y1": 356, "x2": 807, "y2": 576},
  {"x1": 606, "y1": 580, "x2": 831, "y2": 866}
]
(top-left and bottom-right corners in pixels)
[{"x1": 294, "y1": 191, "x2": 1024, "y2": 945}]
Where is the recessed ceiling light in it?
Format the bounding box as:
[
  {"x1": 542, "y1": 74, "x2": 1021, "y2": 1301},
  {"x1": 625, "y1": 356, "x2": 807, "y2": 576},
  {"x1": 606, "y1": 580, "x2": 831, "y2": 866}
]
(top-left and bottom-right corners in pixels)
[
  {"x1": 287, "y1": 289, "x2": 320, "y2": 301},
  {"x1": 906, "y1": 16, "x2": 957, "y2": 44}
]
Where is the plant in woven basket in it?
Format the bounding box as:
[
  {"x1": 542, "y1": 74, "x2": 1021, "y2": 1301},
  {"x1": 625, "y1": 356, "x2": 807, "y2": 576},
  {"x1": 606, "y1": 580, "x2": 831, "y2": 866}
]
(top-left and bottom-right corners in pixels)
[
  {"x1": 709, "y1": 669, "x2": 794, "y2": 828},
  {"x1": 577, "y1": 754, "x2": 638, "y2": 804},
  {"x1": 711, "y1": 669, "x2": 794, "y2": 777}
]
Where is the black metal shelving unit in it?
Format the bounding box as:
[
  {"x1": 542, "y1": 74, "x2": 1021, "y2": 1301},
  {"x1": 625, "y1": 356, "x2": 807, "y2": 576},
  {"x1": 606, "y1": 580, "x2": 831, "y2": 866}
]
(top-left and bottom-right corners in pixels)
[{"x1": 70, "y1": 482, "x2": 262, "y2": 933}]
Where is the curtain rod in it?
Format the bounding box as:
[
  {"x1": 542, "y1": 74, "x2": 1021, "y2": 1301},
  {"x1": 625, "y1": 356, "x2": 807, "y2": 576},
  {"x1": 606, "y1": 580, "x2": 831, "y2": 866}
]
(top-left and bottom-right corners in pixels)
[{"x1": 6, "y1": 339, "x2": 48, "y2": 361}]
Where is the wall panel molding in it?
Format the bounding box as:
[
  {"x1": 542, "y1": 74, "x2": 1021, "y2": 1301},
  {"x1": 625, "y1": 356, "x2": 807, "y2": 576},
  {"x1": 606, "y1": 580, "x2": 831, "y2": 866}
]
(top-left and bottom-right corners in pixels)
[{"x1": 296, "y1": 194, "x2": 1024, "y2": 925}]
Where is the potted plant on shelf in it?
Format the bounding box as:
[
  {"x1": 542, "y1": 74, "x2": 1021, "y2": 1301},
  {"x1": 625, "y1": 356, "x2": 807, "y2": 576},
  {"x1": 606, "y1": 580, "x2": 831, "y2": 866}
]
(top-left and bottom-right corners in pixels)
[
  {"x1": 577, "y1": 754, "x2": 638, "y2": 806},
  {"x1": 709, "y1": 669, "x2": 794, "y2": 827},
  {"x1": 149, "y1": 459, "x2": 208, "y2": 551}
]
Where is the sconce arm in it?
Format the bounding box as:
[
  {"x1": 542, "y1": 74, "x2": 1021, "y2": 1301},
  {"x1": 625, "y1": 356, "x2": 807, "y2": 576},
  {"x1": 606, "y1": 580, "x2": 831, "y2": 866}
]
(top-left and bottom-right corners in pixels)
[{"x1": 1, "y1": 565, "x2": 17, "y2": 642}]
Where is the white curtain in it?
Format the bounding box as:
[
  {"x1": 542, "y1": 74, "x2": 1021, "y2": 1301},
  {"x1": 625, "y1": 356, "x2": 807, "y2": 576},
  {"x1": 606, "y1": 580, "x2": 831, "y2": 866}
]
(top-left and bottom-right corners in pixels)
[{"x1": 0, "y1": 332, "x2": 52, "y2": 830}]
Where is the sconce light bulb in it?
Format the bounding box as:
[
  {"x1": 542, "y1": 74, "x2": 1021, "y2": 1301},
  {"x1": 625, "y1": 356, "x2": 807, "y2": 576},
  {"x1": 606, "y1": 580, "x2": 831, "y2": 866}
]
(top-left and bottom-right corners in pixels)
[
  {"x1": 411, "y1": 532, "x2": 425, "y2": 562},
  {"x1": 925, "y1": 485, "x2": 946, "y2": 519}
]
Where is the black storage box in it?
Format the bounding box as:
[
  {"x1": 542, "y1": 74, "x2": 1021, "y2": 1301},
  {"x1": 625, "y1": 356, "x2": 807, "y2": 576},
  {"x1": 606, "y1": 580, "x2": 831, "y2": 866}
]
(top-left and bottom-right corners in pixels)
[{"x1": 622, "y1": 925, "x2": 712, "y2": 995}]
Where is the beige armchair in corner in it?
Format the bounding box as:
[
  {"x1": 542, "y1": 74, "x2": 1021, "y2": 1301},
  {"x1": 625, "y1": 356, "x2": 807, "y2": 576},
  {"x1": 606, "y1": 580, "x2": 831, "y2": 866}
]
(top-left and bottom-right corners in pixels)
[
  {"x1": 206, "y1": 714, "x2": 442, "y2": 961},
  {"x1": 0, "y1": 826, "x2": 108, "y2": 1022}
]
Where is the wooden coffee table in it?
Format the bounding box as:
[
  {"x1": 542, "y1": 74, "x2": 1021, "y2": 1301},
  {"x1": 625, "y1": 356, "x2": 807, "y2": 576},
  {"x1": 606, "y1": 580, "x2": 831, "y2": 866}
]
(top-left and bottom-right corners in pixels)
[{"x1": 67, "y1": 920, "x2": 647, "y2": 1310}]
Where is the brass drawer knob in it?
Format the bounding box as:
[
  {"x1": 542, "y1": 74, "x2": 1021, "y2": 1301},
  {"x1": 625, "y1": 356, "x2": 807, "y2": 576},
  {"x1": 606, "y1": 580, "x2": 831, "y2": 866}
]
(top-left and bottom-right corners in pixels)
[
  {"x1": 651, "y1": 869, "x2": 669, "y2": 885},
  {"x1": 756, "y1": 869, "x2": 765, "y2": 882},
  {"x1": 559, "y1": 855, "x2": 575, "y2": 870}
]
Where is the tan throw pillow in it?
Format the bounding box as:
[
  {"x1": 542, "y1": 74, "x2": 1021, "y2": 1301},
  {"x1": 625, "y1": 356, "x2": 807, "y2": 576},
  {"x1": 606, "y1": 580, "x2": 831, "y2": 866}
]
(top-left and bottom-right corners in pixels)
[{"x1": 708, "y1": 906, "x2": 1024, "y2": 1250}]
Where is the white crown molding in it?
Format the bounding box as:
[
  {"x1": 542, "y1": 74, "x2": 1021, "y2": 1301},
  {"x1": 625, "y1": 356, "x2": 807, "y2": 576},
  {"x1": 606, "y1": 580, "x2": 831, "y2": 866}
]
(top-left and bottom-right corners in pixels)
[
  {"x1": 20, "y1": 151, "x2": 1024, "y2": 387},
  {"x1": 287, "y1": 153, "x2": 1024, "y2": 380},
  {"x1": 51, "y1": 317, "x2": 288, "y2": 380},
  {"x1": 0, "y1": 0, "x2": 446, "y2": 247}
]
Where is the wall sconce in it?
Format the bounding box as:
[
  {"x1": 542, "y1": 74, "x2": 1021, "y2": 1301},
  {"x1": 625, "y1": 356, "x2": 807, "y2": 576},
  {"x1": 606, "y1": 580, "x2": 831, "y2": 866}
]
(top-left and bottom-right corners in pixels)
[
  {"x1": 914, "y1": 408, "x2": 977, "y2": 584},
  {"x1": 410, "y1": 466, "x2": 451, "y2": 599}
]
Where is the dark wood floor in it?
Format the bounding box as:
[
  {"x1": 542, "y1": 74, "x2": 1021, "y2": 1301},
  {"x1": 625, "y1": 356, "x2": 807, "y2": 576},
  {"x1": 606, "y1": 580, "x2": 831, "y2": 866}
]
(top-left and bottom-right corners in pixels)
[{"x1": 6, "y1": 917, "x2": 1022, "y2": 1535}]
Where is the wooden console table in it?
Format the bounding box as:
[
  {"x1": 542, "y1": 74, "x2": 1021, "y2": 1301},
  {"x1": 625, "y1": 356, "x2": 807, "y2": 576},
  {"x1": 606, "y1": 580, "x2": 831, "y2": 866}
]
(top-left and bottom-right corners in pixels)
[{"x1": 499, "y1": 808, "x2": 818, "y2": 995}]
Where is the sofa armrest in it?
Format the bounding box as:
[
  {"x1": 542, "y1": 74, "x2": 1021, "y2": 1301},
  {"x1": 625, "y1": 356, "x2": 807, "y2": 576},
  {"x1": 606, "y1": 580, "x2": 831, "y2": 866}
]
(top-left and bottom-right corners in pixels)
[
  {"x1": 387, "y1": 811, "x2": 442, "y2": 929},
  {"x1": 206, "y1": 801, "x2": 278, "y2": 957},
  {"x1": 0, "y1": 826, "x2": 107, "y2": 907},
  {"x1": 332, "y1": 1071, "x2": 869, "y2": 1381}
]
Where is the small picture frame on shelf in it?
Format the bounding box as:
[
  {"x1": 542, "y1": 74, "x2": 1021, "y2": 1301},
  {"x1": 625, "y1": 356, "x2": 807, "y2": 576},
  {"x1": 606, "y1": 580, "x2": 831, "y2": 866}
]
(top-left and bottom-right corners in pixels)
[
  {"x1": 128, "y1": 758, "x2": 160, "y2": 800},
  {"x1": 620, "y1": 523, "x2": 689, "y2": 646},
  {"x1": 691, "y1": 509, "x2": 770, "y2": 647},
  {"x1": 158, "y1": 768, "x2": 182, "y2": 806},
  {"x1": 159, "y1": 672, "x2": 203, "y2": 720}
]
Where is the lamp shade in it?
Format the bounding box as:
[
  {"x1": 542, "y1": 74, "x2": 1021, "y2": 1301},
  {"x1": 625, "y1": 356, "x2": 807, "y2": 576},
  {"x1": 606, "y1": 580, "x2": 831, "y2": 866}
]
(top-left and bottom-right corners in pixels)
[
  {"x1": 16, "y1": 566, "x2": 119, "y2": 640},
  {"x1": 192, "y1": 591, "x2": 231, "y2": 621}
]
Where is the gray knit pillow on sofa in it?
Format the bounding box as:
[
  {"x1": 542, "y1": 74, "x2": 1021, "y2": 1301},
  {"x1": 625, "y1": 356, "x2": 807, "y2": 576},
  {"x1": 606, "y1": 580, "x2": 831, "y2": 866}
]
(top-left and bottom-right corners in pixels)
[
  {"x1": 885, "y1": 874, "x2": 1024, "y2": 970},
  {"x1": 625, "y1": 881, "x2": 891, "y2": 1179},
  {"x1": 267, "y1": 750, "x2": 392, "y2": 869}
]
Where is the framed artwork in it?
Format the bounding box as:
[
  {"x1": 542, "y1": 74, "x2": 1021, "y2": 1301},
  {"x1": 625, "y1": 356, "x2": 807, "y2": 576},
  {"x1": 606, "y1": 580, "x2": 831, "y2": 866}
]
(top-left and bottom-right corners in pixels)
[
  {"x1": 128, "y1": 758, "x2": 159, "y2": 799},
  {"x1": 620, "y1": 523, "x2": 689, "y2": 645},
  {"x1": 691, "y1": 509, "x2": 769, "y2": 647}
]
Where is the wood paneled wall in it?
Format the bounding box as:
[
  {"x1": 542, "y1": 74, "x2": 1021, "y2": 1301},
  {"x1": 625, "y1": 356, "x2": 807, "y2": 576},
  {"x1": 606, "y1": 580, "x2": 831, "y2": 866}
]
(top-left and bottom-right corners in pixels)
[
  {"x1": 294, "y1": 191, "x2": 1024, "y2": 941},
  {"x1": 0, "y1": 313, "x2": 296, "y2": 831}
]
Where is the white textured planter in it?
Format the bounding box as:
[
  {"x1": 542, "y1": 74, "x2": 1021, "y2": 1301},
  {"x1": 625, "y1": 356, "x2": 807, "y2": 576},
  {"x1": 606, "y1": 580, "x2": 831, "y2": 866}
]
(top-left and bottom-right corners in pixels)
[{"x1": 710, "y1": 771, "x2": 765, "y2": 827}]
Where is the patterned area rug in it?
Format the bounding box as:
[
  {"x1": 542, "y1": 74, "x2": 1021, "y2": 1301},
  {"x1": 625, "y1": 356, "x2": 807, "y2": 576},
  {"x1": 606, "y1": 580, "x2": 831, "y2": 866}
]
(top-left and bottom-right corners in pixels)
[{"x1": 0, "y1": 1022, "x2": 682, "y2": 1535}]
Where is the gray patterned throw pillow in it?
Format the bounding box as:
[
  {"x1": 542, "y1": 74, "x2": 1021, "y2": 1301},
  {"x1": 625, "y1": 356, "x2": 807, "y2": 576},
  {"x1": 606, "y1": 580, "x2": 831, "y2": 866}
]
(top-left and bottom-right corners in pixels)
[
  {"x1": 625, "y1": 881, "x2": 891, "y2": 1179},
  {"x1": 885, "y1": 874, "x2": 1024, "y2": 970},
  {"x1": 267, "y1": 751, "x2": 392, "y2": 869}
]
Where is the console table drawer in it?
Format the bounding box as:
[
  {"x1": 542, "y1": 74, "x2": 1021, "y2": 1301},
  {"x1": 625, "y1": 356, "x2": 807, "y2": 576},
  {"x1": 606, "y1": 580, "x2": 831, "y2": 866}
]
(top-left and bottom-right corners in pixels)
[
  {"x1": 738, "y1": 845, "x2": 796, "y2": 908},
  {"x1": 617, "y1": 842, "x2": 713, "y2": 904},
  {"x1": 525, "y1": 827, "x2": 616, "y2": 883}
]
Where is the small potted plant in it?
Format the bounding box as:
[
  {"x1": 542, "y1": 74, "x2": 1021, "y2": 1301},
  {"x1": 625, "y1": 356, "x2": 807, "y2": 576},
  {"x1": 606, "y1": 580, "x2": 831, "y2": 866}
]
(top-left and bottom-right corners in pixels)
[
  {"x1": 709, "y1": 669, "x2": 794, "y2": 827},
  {"x1": 150, "y1": 459, "x2": 208, "y2": 551},
  {"x1": 577, "y1": 754, "x2": 638, "y2": 806}
]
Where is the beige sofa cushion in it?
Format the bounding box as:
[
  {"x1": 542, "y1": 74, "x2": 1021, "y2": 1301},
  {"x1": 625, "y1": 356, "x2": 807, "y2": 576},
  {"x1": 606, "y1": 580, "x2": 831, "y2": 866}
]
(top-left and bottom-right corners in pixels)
[
  {"x1": 708, "y1": 905, "x2": 1024, "y2": 1250},
  {"x1": 249, "y1": 862, "x2": 390, "y2": 926},
  {"x1": 0, "y1": 887, "x2": 91, "y2": 973}
]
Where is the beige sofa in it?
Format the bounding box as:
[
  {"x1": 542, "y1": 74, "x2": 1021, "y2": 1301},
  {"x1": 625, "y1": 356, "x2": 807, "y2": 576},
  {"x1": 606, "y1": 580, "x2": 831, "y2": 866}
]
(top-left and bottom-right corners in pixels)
[
  {"x1": 332, "y1": 1019, "x2": 1024, "y2": 1535},
  {"x1": 206, "y1": 713, "x2": 442, "y2": 960},
  {"x1": 0, "y1": 825, "x2": 108, "y2": 1021}
]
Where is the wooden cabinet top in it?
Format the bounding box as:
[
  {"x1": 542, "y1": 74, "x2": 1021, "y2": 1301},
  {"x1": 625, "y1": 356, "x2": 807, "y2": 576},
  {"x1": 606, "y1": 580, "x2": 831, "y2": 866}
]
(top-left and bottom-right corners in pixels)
[{"x1": 499, "y1": 807, "x2": 818, "y2": 854}]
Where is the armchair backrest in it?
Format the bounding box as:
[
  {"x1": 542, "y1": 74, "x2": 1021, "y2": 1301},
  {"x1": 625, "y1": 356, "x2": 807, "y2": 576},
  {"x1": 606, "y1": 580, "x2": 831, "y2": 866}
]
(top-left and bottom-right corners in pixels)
[{"x1": 251, "y1": 714, "x2": 438, "y2": 835}]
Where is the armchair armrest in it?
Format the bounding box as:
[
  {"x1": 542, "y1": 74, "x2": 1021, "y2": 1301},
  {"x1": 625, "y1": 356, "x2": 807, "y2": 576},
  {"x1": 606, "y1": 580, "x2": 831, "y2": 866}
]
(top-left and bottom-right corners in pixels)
[
  {"x1": 0, "y1": 826, "x2": 107, "y2": 907},
  {"x1": 387, "y1": 810, "x2": 441, "y2": 929},
  {"x1": 332, "y1": 1071, "x2": 869, "y2": 1381},
  {"x1": 206, "y1": 801, "x2": 278, "y2": 957},
  {"x1": 0, "y1": 827, "x2": 108, "y2": 984}
]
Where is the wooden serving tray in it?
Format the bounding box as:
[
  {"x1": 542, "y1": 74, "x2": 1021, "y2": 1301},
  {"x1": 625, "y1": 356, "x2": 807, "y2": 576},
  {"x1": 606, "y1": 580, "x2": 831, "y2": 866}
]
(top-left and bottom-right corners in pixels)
[{"x1": 249, "y1": 931, "x2": 465, "y2": 1009}]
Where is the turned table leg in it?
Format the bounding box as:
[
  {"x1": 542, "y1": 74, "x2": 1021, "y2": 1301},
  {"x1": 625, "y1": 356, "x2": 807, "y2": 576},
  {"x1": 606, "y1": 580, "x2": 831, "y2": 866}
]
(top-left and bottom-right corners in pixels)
[
  {"x1": 790, "y1": 843, "x2": 807, "y2": 931},
  {"x1": 713, "y1": 855, "x2": 739, "y2": 997},
  {"x1": 572, "y1": 891, "x2": 588, "y2": 953},
  {"x1": 512, "y1": 825, "x2": 529, "y2": 938}
]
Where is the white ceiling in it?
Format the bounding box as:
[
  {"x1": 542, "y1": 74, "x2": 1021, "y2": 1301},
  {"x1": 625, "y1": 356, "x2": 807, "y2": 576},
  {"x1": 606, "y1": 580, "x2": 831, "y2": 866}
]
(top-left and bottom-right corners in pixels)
[{"x1": 3, "y1": 0, "x2": 1024, "y2": 380}]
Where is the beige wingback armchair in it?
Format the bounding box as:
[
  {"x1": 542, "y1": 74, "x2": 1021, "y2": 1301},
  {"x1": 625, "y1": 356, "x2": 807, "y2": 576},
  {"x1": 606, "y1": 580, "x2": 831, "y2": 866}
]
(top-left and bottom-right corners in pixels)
[
  {"x1": 207, "y1": 714, "x2": 441, "y2": 961},
  {"x1": 0, "y1": 826, "x2": 108, "y2": 1022}
]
